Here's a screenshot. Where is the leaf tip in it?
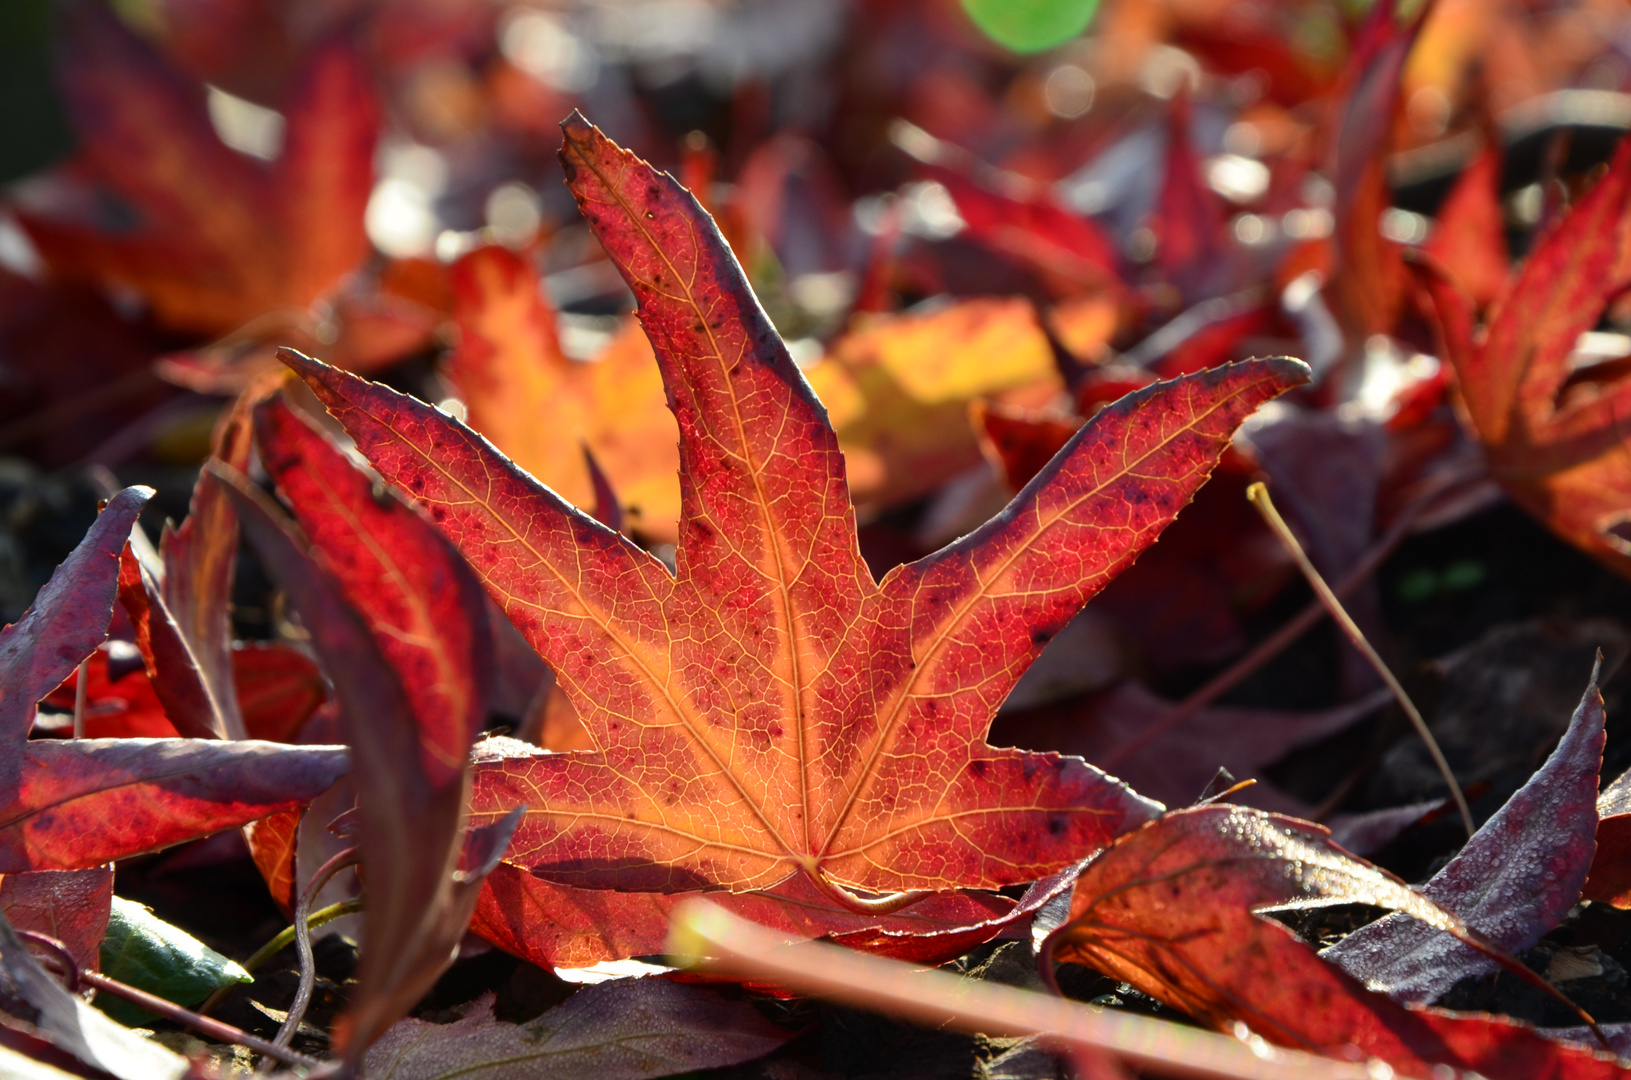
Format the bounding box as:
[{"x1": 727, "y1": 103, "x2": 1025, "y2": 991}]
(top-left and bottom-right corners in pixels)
[
  {"x1": 1256, "y1": 354, "x2": 1313, "y2": 390},
  {"x1": 558, "y1": 110, "x2": 598, "y2": 170},
  {"x1": 112, "y1": 485, "x2": 156, "y2": 509}
]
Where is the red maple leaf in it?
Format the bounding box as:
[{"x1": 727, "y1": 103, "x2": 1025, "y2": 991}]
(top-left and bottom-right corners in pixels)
[
  {"x1": 13, "y1": 3, "x2": 377, "y2": 335},
  {"x1": 1046, "y1": 805, "x2": 1624, "y2": 1079},
  {"x1": 1415, "y1": 136, "x2": 1631, "y2": 577},
  {"x1": 285, "y1": 113, "x2": 1307, "y2": 917}
]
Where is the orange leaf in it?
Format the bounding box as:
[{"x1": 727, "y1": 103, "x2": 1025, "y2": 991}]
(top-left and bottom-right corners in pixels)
[
  {"x1": 445, "y1": 244, "x2": 681, "y2": 540},
  {"x1": 805, "y1": 298, "x2": 1062, "y2": 508},
  {"x1": 287, "y1": 114, "x2": 1306, "y2": 917}
]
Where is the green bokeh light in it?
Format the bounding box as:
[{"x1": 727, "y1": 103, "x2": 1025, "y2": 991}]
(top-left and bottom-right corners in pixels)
[{"x1": 961, "y1": 0, "x2": 1101, "y2": 54}]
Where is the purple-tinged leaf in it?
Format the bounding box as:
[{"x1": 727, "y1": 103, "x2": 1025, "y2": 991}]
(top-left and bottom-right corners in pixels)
[
  {"x1": 0, "y1": 487, "x2": 151, "y2": 757},
  {"x1": 0, "y1": 868, "x2": 113, "y2": 972},
  {"x1": 1322, "y1": 658, "x2": 1606, "y2": 1001},
  {"x1": 0, "y1": 914, "x2": 188, "y2": 1080},
  {"x1": 363, "y1": 978, "x2": 789, "y2": 1080},
  {"x1": 212, "y1": 399, "x2": 501, "y2": 1061},
  {"x1": 160, "y1": 393, "x2": 256, "y2": 741},
  {"x1": 0, "y1": 738, "x2": 350, "y2": 872}
]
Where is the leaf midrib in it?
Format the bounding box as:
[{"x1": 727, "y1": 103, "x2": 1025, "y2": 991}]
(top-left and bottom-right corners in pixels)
[{"x1": 564, "y1": 128, "x2": 818, "y2": 864}]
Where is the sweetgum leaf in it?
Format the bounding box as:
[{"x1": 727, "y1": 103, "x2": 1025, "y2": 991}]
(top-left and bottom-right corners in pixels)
[
  {"x1": 243, "y1": 808, "x2": 299, "y2": 914},
  {"x1": 1321, "y1": 0, "x2": 1429, "y2": 340},
  {"x1": 446, "y1": 244, "x2": 680, "y2": 540},
  {"x1": 285, "y1": 113, "x2": 1308, "y2": 912},
  {"x1": 469, "y1": 834, "x2": 1074, "y2": 969},
  {"x1": 1322, "y1": 659, "x2": 1606, "y2": 1002},
  {"x1": 1423, "y1": 147, "x2": 1511, "y2": 310},
  {"x1": 222, "y1": 398, "x2": 511, "y2": 1058},
  {"x1": 94, "y1": 897, "x2": 249, "y2": 1025},
  {"x1": 802, "y1": 297, "x2": 1062, "y2": 510},
  {"x1": 1414, "y1": 134, "x2": 1631, "y2": 577},
  {"x1": 16, "y1": 4, "x2": 378, "y2": 333},
  {"x1": 42, "y1": 640, "x2": 325, "y2": 742},
  {"x1": 1585, "y1": 764, "x2": 1631, "y2": 907},
  {"x1": 158, "y1": 383, "x2": 258, "y2": 742},
  {"x1": 921, "y1": 163, "x2": 1121, "y2": 294},
  {"x1": 1154, "y1": 93, "x2": 1232, "y2": 303},
  {"x1": 115, "y1": 545, "x2": 224, "y2": 740},
  {"x1": 40, "y1": 646, "x2": 177, "y2": 739},
  {"x1": 1048, "y1": 806, "x2": 1623, "y2": 1079},
  {"x1": 0, "y1": 914, "x2": 189, "y2": 1080}
]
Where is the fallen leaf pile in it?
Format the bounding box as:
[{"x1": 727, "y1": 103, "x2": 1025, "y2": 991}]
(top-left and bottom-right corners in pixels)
[{"x1": 9, "y1": 1, "x2": 1631, "y2": 1077}]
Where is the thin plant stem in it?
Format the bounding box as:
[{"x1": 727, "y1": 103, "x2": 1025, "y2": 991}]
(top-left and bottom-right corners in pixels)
[
  {"x1": 670, "y1": 901, "x2": 1384, "y2": 1080},
  {"x1": 13, "y1": 929, "x2": 321, "y2": 1070},
  {"x1": 82, "y1": 969, "x2": 324, "y2": 1069},
  {"x1": 1100, "y1": 482, "x2": 1435, "y2": 772},
  {"x1": 72, "y1": 656, "x2": 89, "y2": 739},
  {"x1": 198, "y1": 898, "x2": 363, "y2": 1017},
  {"x1": 266, "y1": 846, "x2": 359, "y2": 1063},
  {"x1": 1246, "y1": 481, "x2": 1474, "y2": 838}
]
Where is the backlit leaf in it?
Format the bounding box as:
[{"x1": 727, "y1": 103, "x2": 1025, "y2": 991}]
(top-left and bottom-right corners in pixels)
[
  {"x1": 1047, "y1": 805, "x2": 1623, "y2": 1079},
  {"x1": 287, "y1": 115, "x2": 1306, "y2": 918},
  {"x1": 0, "y1": 868, "x2": 112, "y2": 973},
  {"x1": 1414, "y1": 135, "x2": 1631, "y2": 576},
  {"x1": 0, "y1": 738, "x2": 350, "y2": 872},
  {"x1": 222, "y1": 397, "x2": 513, "y2": 1058}
]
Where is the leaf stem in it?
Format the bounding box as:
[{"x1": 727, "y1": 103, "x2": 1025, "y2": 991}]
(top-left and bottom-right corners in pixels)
[
  {"x1": 13, "y1": 929, "x2": 321, "y2": 1070},
  {"x1": 1245, "y1": 481, "x2": 1474, "y2": 838},
  {"x1": 1100, "y1": 475, "x2": 1446, "y2": 772},
  {"x1": 198, "y1": 898, "x2": 363, "y2": 1017},
  {"x1": 72, "y1": 656, "x2": 89, "y2": 739},
  {"x1": 268, "y1": 845, "x2": 359, "y2": 1060}
]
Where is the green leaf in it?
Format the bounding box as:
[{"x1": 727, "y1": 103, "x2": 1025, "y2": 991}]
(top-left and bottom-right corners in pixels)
[
  {"x1": 960, "y1": 0, "x2": 1100, "y2": 54},
  {"x1": 95, "y1": 898, "x2": 251, "y2": 1025}
]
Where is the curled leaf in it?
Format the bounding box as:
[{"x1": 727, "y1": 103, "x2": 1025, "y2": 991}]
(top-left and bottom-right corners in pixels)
[
  {"x1": 1, "y1": 487, "x2": 152, "y2": 768},
  {"x1": 1046, "y1": 805, "x2": 1617, "y2": 1079}
]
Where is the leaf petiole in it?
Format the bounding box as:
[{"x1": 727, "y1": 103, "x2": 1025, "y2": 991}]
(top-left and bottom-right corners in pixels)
[
  {"x1": 671, "y1": 900, "x2": 1379, "y2": 1080},
  {"x1": 1246, "y1": 481, "x2": 1475, "y2": 838},
  {"x1": 269, "y1": 845, "x2": 360, "y2": 1059},
  {"x1": 808, "y1": 869, "x2": 931, "y2": 916},
  {"x1": 197, "y1": 897, "x2": 363, "y2": 1017}
]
